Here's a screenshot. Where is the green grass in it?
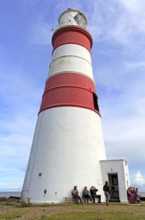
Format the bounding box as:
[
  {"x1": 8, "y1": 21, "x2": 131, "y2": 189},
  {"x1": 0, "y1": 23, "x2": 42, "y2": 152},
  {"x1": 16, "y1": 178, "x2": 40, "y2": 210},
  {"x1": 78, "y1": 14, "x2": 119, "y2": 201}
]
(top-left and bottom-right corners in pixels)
[
  {"x1": 38, "y1": 210, "x2": 145, "y2": 220},
  {"x1": 0, "y1": 212, "x2": 22, "y2": 220},
  {"x1": 30, "y1": 203, "x2": 145, "y2": 220},
  {"x1": 1, "y1": 202, "x2": 145, "y2": 220}
]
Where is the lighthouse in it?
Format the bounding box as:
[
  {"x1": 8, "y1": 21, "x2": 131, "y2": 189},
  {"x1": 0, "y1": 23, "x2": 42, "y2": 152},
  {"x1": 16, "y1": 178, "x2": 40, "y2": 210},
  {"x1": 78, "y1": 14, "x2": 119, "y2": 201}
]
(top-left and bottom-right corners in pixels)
[{"x1": 21, "y1": 8, "x2": 107, "y2": 203}]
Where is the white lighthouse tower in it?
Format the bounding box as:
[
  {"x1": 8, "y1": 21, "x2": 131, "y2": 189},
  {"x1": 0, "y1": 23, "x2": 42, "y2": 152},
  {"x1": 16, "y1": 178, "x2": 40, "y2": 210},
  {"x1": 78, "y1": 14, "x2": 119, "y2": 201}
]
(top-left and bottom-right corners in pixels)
[{"x1": 21, "y1": 8, "x2": 106, "y2": 203}]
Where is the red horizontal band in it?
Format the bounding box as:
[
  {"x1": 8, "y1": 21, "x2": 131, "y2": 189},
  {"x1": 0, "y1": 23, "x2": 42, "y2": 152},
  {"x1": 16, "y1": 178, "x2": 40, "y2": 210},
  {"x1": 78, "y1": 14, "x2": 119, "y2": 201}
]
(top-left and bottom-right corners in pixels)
[
  {"x1": 39, "y1": 73, "x2": 100, "y2": 116},
  {"x1": 52, "y1": 26, "x2": 93, "y2": 52}
]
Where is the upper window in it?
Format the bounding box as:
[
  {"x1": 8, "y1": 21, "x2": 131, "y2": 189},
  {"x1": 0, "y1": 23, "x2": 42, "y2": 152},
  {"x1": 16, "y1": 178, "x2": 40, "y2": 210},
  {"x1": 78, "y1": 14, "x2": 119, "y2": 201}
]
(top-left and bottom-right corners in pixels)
[
  {"x1": 93, "y1": 93, "x2": 99, "y2": 112},
  {"x1": 74, "y1": 13, "x2": 87, "y2": 27}
]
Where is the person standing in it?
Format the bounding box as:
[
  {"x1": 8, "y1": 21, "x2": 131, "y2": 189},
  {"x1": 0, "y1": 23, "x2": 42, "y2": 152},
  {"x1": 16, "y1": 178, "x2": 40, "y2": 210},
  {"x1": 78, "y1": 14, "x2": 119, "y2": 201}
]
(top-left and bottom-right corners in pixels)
[{"x1": 103, "y1": 181, "x2": 110, "y2": 206}]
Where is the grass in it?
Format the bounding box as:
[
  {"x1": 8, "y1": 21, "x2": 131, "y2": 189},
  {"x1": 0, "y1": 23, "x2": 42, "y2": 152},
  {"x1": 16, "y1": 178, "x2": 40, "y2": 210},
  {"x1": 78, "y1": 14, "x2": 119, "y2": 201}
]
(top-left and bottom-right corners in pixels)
[
  {"x1": 40, "y1": 203, "x2": 145, "y2": 220},
  {"x1": 0, "y1": 202, "x2": 145, "y2": 220},
  {"x1": 0, "y1": 212, "x2": 22, "y2": 220},
  {"x1": 44, "y1": 211, "x2": 144, "y2": 220}
]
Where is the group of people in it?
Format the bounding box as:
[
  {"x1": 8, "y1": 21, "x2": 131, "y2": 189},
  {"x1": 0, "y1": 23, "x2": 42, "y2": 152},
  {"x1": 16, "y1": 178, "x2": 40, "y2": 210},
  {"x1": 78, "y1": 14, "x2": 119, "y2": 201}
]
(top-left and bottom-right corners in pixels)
[
  {"x1": 127, "y1": 186, "x2": 142, "y2": 204},
  {"x1": 72, "y1": 181, "x2": 110, "y2": 206}
]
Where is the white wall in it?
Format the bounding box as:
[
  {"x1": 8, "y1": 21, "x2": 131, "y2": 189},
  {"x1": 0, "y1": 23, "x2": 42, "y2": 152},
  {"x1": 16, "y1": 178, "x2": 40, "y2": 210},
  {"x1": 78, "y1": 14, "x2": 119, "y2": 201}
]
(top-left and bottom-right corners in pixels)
[
  {"x1": 22, "y1": 107, "x2": 106, "y2": 203},
  {"x1": 100, "y1": 159, "x2": 130, "y2": 203}
]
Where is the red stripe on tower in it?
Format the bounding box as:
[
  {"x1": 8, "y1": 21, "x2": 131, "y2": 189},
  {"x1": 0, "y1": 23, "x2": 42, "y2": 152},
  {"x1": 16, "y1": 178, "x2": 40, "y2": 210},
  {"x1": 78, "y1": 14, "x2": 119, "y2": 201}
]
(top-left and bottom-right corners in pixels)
[
  {"x1": 52, "y1": 25, "x2": 92, "y2": 51},
  {"x1": 39, "y1": 73, "x2": 100, "y2": 115}
]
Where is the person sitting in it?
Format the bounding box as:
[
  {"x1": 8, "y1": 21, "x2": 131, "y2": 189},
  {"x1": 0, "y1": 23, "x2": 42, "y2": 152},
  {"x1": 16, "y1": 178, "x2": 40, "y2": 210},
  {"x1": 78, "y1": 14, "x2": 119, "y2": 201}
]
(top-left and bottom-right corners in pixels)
[
  {"x1": 90, "y1": 186, "x2": 101, "y2": 203},
  {"x1": 82, "y1": 186, "x2": 92, "y2": 203},
  {"x1": 72, "y1": 186, "x2": 83, "y2": 204},
  {"x1": 134, "y1": 188, "x2": 142, "y2": 203},
  {"x1": 127, "y1": 187, "x2": 133, "y2": 199},
  {"x1": 127, "y1": 187, "x2": 136, "y2": 203}
]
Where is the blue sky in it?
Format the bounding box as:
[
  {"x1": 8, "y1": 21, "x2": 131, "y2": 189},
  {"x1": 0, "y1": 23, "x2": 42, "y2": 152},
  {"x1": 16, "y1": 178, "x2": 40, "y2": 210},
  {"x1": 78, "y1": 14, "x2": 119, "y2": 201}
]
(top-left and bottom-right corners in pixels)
[{"x1": 0, "y1": 0, "x2": 145, "y2": 192}]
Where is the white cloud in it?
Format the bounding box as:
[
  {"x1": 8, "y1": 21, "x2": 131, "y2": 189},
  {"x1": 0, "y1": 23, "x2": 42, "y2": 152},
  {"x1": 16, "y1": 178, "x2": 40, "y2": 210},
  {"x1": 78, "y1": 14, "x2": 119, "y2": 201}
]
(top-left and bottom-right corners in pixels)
[
  {"x1": 120, "y1": 0, "x2": 145, "y2": 14},
  {"x1": 87, "y1": 0, "x2": 145, "y2": 49},
  {"x1": 124, "y1": 61, "x2": 145, "y2": 71},
  {"x1": 134, "y1": 171, "x2": 145, "y2": 187}
]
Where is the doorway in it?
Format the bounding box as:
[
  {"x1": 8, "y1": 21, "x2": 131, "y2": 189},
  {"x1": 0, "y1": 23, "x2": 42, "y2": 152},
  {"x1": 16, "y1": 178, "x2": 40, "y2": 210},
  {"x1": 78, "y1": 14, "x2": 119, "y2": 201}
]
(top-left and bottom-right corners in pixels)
[{"x1": 108, "y1": 173, "x2": 120, "y2": 202}]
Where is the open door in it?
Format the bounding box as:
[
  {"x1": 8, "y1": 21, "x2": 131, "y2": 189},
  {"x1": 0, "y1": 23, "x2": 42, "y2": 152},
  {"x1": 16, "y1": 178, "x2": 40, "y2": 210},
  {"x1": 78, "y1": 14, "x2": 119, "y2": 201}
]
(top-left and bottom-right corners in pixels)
[{"x1": 108, "y1": 173, "x2": 120, "y2": 202}]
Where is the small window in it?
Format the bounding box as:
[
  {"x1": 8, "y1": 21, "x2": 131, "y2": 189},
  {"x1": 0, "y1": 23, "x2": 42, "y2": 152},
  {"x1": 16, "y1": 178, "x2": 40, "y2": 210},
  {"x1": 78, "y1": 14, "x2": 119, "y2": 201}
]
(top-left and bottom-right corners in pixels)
[
  {"x1": 93, "y1": 93, "x2": 99, "y2": 111},
  {"x1": 112, "y1": 175, "x2": 118, "y2": 185},
  {"x1": 44, "y1": 189, "x2": 47, "y2": 195}
]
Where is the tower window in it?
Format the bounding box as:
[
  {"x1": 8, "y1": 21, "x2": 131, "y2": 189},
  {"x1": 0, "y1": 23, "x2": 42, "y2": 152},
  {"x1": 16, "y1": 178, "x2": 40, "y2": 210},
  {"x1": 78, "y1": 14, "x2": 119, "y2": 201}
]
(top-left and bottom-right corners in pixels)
[{"x1": 93, "y1": 93, "x2": 99, "y2": 111}]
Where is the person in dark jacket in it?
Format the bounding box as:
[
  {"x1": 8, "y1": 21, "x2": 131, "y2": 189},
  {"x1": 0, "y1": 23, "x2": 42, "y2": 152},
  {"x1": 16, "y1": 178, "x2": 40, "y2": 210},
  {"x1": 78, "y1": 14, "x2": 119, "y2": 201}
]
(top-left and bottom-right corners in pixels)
[
  {"x1": 90, "y1": 186, "x2": 101, "y2": 203},
  {"x1": 103, "y1": 181, "x2": 110, "y2": 206}
]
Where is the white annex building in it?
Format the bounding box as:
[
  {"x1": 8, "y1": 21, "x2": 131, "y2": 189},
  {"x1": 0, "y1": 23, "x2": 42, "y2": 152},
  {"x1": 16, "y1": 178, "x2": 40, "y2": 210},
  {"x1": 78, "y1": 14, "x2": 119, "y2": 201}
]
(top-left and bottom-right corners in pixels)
[{"x1": 21, "y1": 8, "x2": 130, "y2": 204}]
